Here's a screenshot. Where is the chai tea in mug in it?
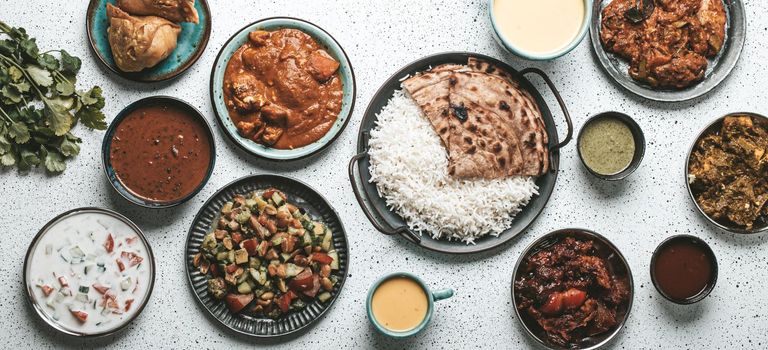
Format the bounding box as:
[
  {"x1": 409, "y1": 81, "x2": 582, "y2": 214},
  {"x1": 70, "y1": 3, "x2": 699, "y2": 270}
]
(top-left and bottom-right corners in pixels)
[{"x1": 370, "y1": 277, "x2": 429, "y2": 332}]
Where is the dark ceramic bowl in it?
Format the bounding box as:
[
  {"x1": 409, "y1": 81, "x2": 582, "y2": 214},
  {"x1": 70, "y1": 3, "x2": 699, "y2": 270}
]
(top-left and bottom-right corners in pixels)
[
  {"x1": 102, "y1": 96, "x2": 216, "y2": 208},
  {"x1": 685, "y1": 112, "x2": 768, "y2": 234},
  {"x1": 86, "y1": 0, "x2": 211, "y2": 82},
  {"x1": 511, "y1": 228, "x2": 634, "y2": 350},
  {"x1": 577, "y1": 111, "x2": 645, "y2": 181},
  {"x1": 23, "y1": 207, "x2": 156, "y2": 338},
  {"x1": 650, "y1": 234, "x2": 718, "y2": 305}
]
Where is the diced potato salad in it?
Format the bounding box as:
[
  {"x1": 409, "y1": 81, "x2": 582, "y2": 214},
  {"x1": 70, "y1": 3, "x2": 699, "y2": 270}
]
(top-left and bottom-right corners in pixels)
[{"x1": 193, "y1": 188, "x2": 339, "y2": 318}]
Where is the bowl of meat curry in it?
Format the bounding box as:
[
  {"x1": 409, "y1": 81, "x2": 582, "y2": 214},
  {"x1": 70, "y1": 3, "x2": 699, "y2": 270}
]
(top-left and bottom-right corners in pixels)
[
  {"x1": 686, "y1": 113, "x2": 768, "y2": 234},
  {"x1": 210, "y1": 17, "x2": 356, "y2": 161}
]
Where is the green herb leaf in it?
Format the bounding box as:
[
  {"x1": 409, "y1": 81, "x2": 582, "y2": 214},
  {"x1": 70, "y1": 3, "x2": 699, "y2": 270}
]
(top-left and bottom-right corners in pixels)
[
  {"x1": 26, "y1": 65, "x2": 53, "y2": 87},
  {"x1": 43, "y1": 149, "x2": 66, "y2": 172},
  {"x1": 0, "y1": 39, "x2": 15, "y2": 56},
  {"x1": 19, "y1": 37, "x2": 39, "y2": 61},
  {"x1": 37, "y1": 53, "x2": 59, "y2": 71},
  {"x1": 78, "y1": 86, "x2": 104, "y2": 108},
  {"x1": 20, "y1": 147, "x2": 40, "y2": 166},
  {"x1": 8, "y1": 121, "x2": 30, "y2": 143},
  {"x1": 59, "y1": 134, "x2": 80, "y2": 156},
  {"x1": 7, "y1": 66, "x2": 23, "y2": 81},
  {"x1": 44, "y1": 97, "x2": 74, "y2": 136},
  {"x1": 0, "y1": 22, "x2": 106, "y2": 173},
  {"x1": 1, "y1": 85, "x2": 22, "y2": 103},
  {"x1": 76, "y1": 105, "x2": 107, "y2": 130},
  {"x1": 55, "y1": 80, "x2": 75, "y2": 96},
  {"x1": 60, "y1": 50, "x2": 81, "y2": 75},
  {"x1": 0, "y1": 152, "x2": 15, "y2": 166},
  {"x1": 0, "y1": 134, "x2": 11, "y2": 154}
]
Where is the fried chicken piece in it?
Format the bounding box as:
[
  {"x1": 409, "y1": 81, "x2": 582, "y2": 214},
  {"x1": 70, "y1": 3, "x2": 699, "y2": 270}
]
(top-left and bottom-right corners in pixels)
[{"x1": 116, "y1": 0, "x2": 199, "y2": 23}]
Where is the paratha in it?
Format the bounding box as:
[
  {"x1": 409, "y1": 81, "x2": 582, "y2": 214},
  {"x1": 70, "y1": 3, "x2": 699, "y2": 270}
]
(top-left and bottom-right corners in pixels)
[{"x1": 402, "y1": 58, "x2": 549, "y2": 179}]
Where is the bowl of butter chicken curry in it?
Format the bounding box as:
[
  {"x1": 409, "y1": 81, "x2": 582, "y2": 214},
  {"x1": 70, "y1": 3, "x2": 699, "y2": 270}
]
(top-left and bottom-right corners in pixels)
[{"x1": 211, "y1": 17, "x2": 356, "y2": 161}]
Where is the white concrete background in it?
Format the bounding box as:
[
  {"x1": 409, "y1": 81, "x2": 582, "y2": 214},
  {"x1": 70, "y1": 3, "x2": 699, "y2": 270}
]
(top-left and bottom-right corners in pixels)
[{"x1": 1, "y1": 0, "x2": 767, "y2": 349}]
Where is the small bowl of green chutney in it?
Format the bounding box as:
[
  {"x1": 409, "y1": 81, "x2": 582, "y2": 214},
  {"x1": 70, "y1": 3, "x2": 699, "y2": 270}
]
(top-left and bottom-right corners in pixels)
[{"x1": 577, "y1": 112, "x2": 645, "y2": 181}]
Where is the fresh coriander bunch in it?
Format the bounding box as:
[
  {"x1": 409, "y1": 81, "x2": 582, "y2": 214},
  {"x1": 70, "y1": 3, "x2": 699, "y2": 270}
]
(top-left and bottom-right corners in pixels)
[{"x1": 0, "y1": 21, "x2": 107, "y2": 173}]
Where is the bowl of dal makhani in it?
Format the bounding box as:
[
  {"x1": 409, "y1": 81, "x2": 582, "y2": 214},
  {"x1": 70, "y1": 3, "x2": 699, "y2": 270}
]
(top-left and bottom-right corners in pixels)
[{"x1": 488, "y1": 0, "x2": 592, "y2": 60}]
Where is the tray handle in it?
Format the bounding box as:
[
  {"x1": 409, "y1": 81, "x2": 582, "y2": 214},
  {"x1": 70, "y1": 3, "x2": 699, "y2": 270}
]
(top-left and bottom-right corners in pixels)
[
  {"x1": 348, "y1": 151, "x2": 422, "y2": 245},
  {"x1": 520, "y1": 67, "x2": 573, "y2": 172}
]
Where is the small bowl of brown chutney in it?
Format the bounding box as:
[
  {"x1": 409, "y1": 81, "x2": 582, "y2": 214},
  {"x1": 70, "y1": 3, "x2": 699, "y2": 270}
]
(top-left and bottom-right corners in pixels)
[
  {"x1": 577, "y1": 111, "x2": 645, "y2": 181},
  {"x1": 650, "y1": 235, "x2": 718, "y2": 305},
  {"x1": 102, "y1": 96, "x2": 216, "y2": 208}
]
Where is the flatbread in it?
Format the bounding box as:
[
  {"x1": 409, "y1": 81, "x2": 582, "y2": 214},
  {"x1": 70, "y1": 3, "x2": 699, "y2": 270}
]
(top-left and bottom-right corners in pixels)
[
  {"x1": 468, "y1": 58, "x2": 549, "y2": 174},
  {"x1": 402, "y1": 58, "x2": 549, "y2": 179}
]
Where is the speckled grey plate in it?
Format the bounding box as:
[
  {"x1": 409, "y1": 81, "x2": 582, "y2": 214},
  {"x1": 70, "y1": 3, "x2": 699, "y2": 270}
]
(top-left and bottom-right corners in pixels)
[
  {"x1": 184, "y1": 174, "x2": 349, "y2": 338},
  {"x1": 86, "y1": 0, "x2": 211, "y2": 82},
  {"x1": 589, "y1": 0, "x2": 746, "y2": 102},
  {"x1": 349, "y1": 52, "x2": 573, "y2": 255}
]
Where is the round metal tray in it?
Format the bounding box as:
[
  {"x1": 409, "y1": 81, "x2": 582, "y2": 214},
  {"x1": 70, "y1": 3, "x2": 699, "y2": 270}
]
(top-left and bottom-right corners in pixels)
[
  {"x1": 23, "y1": 207, "x2": 156, "y2": 338},
  {"x1": 511, "y1": 228, "x2": 634, "y2": 350},
  {"x1": 349, "y1": 52, "x2": 573, "y2": 254},
  {"x1": 589, "y1": 0, "x2": 746, "y2": 102},
  {"x1": 685, "y1": 112, "x2": 768, "y2": 234},
  {"x1": 184, "y1": 174, "x2": 349, "y2": 338}
]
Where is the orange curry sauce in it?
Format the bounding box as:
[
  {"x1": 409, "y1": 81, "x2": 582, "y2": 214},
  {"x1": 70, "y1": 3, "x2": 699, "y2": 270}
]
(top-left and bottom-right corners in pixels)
[{"x1": 223, "y1": 28, "x2": 343, "y2": 149}]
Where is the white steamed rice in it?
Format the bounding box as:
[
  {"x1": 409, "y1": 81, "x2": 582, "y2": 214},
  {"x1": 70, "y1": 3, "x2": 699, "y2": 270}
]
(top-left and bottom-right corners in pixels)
[{"x1": 367, "y1": 90, "x2": 539, "y2": 244}]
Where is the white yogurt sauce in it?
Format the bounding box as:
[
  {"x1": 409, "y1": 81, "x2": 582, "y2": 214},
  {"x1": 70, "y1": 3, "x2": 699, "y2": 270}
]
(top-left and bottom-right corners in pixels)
[{"x1": 26, "y1": 211, "x2": 153, "y2": 335}]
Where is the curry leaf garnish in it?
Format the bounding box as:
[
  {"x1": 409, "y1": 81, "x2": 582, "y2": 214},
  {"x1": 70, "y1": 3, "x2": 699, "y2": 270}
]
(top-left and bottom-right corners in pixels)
[{"x1": 0, "y1": 21, "x2": 107, "y2": 173}]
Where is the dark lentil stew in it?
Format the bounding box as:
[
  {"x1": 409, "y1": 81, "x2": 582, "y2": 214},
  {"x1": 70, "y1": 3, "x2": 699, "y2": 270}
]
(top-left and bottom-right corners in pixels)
[{"x1": 109, "y1": 104, "x2": 212, "y2": 202}]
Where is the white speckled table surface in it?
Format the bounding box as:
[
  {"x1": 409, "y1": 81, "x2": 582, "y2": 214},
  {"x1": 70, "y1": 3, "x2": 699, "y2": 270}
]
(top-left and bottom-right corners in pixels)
[{"x1": 2, "y1": 0, "x2": 767, "y2": 349}]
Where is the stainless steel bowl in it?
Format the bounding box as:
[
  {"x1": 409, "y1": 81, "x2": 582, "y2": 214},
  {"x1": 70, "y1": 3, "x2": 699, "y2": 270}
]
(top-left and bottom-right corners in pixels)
[
  {"x1": 23, "y1": 207, "x2": 156, "y2": 338},
  {"x1": 511, "y1": 228, "x2": 634, "y2": 350},
  {"x1": 685, "y1": 112, "x2": 768, "y2": 234},
  {"x1": 577, "y1": 111, "x2": 645, "y2": 181}
]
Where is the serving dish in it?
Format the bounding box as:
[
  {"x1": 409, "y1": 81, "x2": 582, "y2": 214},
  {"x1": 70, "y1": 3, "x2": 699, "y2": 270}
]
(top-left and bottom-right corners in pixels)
[
  {"x1": 588, "y1": 0, "x2": 746, "y2": 102},
  {"x1": 349, "y1": 52, "x2": 572, "y2": 254},
  {"x1": 650, "y1": 234, "x2": 718, "y2": 305},
  {"x1": 210, "y1": 17, "x2": 356, "y2": 161},
  {"x1": 685, "y1": 112, "x2": 768, "y2": 234},
  {"x1": 23, "y1": 207, "x2": 156, "y2": 338},
  {"x1": 488, "y1": 0, "x2": 593, "y2": 60},
  {"x1": 185, "y1": 174, "x2": 349, "y2": 338},
  {"x1": 511, "y1": 228, "x2": 634, "y2": 350},
  {"x1": 577, "y1": 111, "x2": 645, "y2": 181},
  {"x1": 86, "y1": 0, "x2": 211, "y2": 82},
  {"x1": 102, "y1": 95, "x2": 216, "y2": 209}
]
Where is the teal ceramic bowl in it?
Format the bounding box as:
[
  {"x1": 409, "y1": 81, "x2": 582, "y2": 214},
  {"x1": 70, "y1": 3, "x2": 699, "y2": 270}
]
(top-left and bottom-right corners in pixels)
[
  {"x1": 210, "y1": 17, "x2": 356, "y2": 161},
  {"x1": 86, "y1": 0, "x2": 211, "y2": 82},
  {"x1": 488, "y1": 0, "x2": 593, "y2": 60},
  {"x1": 366, "y1": 272, "x2": 454, "y2": 338}
]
